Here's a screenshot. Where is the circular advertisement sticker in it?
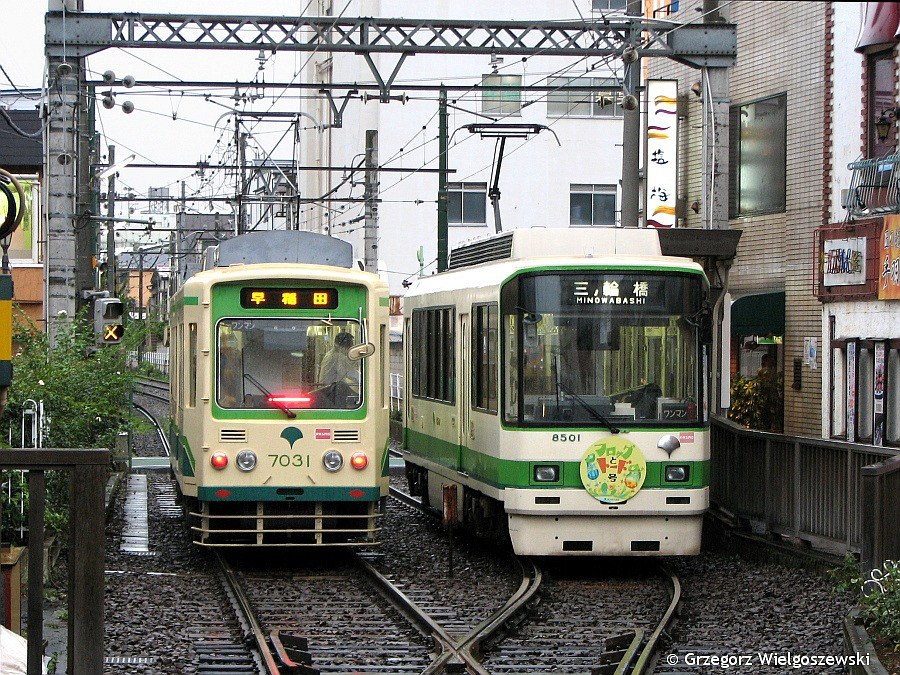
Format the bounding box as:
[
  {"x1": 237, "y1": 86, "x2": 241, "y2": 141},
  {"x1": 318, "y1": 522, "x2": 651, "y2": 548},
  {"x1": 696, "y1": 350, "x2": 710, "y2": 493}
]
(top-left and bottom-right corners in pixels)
[{"x1": 579, "y1": 437, "x2": 647, "y2": 504}]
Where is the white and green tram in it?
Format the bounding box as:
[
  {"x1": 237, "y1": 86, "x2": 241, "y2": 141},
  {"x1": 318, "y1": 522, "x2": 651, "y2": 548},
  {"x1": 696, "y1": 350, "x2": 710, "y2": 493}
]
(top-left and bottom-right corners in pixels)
[
  {"x1": 169, "y1": 231, "x2": 390, "y2": 547},
  {"x1": 401, "y1": 228, "x2": 711, "y2": 556}
]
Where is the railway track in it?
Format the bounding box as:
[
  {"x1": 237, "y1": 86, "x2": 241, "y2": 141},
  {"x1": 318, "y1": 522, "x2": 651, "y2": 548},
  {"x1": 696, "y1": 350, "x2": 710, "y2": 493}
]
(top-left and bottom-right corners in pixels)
[
  {"x1": 133, "y1": 376, "x2": 169, "y2": 402},
  {"x1": 386, "y1": 485, "x2": 682, "y2": 674},
  {"x1": 128, "y1": 393, "x2": 681, "y2": 673}
]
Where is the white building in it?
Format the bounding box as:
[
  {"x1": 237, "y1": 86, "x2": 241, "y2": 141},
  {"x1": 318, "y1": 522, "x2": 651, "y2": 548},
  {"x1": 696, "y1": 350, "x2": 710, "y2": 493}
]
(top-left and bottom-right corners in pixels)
[{"x1": 298, "y1": 0, "x2": 630, "y2": 293}]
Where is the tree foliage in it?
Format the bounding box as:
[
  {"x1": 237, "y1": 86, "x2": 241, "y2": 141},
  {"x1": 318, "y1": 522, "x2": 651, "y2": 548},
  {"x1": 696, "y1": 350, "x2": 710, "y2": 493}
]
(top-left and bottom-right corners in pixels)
[{"x1": 1, "y1": 310, "x2": 140, "y2": 542}]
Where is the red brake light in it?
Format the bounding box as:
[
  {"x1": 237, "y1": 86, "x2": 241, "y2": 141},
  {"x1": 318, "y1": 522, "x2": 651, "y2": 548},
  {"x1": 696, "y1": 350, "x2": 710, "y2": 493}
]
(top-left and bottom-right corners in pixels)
[
  {"x1": 267, "y1": 393, "x2": 312, "y2": 408},
  {"x1": 211, "y1": 452, "x2": 228, "y2": 470},
  {"x1": 350, "y1": 453, "x2": 368, "y2": 470}
]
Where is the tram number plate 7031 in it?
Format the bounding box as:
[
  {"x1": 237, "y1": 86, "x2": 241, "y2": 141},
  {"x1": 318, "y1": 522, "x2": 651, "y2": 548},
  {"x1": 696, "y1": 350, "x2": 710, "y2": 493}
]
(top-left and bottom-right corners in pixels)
[{"x1": 268, "y1": 454, "x2": 312, "y2": 467}]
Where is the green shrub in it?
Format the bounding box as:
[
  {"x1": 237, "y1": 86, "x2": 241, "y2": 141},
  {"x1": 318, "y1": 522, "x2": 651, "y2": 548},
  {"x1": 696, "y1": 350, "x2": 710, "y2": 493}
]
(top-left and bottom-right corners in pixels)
[
  {"x1": 860, "y1": 560, "x2": 900, "y2": 649},
  {"x1": 0, "y1": 311, "x2": 139, "y2": 542},
  {"x1": 831, "y1": 556, "x2": 900, "y2": 651},
  {"x1": 729, "y1": 370, "x2": 783, "y2": 432}
]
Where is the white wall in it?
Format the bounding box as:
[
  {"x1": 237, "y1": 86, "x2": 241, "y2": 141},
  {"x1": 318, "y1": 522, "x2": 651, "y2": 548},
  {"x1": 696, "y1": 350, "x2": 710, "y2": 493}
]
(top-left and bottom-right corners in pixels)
[{"x1": 302, "y1": 0, "x2": 626, "y2": 292}]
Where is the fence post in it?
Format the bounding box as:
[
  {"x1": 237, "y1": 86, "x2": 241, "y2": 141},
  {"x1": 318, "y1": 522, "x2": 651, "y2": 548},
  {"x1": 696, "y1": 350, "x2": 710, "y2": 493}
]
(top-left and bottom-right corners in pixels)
[
  {"x1": 793, "y1": 440, "x2": 801, "y2": 540},
  {"x1": 68, "y1": 463, "x2": 106, "y2": 673},
  {"x1": 859, "y1": 466, "x2": 878, "y2": 574},
  {"x1": 26, "y1": 470, "x2": 44, "y2": 675}
]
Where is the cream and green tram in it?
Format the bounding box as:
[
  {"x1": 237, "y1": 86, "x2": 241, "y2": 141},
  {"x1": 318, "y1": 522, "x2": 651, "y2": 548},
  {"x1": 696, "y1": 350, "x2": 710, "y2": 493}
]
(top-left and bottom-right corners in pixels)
[
  {"x1": 401, "y1": 229, "x2": 711, "y2": 556},
  {"x1": 169, "y1": 232, "x2": 390, "y2": 547}
]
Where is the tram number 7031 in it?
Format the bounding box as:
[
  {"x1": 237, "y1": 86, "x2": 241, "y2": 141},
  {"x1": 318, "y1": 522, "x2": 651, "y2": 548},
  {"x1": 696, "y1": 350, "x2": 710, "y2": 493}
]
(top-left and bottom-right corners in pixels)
[
  {"x1": 268, "y1": 454, "x2": 312, "y2": 467},
  {"x1": 552, "y1": 434, "x2": 581, "y2": 442}
]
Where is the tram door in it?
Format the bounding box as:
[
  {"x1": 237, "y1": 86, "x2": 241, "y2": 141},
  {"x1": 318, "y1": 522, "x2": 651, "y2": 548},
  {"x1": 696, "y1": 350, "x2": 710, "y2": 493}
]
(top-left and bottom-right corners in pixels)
[{"x1": 458, "y1": 313, "x2": 470, "y2": 470}]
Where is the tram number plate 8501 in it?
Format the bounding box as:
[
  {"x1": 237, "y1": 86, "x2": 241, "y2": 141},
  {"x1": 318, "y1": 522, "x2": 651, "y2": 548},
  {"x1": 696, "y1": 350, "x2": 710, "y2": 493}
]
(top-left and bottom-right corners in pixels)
[
  {"x1": 552, "y1": 434, "x2": 581, "y2": 442},
  {"x1": 268, "y1": 454, "x2": 312, "y2": 467}
]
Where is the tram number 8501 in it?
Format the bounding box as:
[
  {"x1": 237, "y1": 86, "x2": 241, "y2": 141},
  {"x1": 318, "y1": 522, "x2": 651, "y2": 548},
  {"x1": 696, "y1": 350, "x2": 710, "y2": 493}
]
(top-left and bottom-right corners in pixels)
[{"x1": 552, "y1": 434, "x2": 581, "y2": 442}]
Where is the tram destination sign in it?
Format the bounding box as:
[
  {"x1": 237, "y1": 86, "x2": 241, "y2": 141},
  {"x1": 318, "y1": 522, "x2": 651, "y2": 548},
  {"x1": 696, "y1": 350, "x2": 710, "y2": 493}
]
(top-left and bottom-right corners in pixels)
[{"x1": 240, "y1": 287, "x2": 338, "y2": 310}]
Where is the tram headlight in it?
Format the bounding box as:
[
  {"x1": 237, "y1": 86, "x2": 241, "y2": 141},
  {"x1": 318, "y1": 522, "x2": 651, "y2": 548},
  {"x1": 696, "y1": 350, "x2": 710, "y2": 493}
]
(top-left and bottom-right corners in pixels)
[
  {"x1": 323, "y1": 450, "x2": 344, "y2": 472},
  {"x1": 235, "y1": 450, "x2": 257, "y2": 472},
  {"x1": 664, "y1": 465, "x2": 690, "y2": 482},
  {"x1": 534, "y1": 465, "x2": 560, "y2": 482}
]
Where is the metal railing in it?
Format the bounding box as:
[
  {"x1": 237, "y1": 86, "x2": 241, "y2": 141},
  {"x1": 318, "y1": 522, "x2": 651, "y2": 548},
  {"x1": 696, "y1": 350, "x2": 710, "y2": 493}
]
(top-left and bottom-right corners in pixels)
[
  {"x1": 128, "y1": 350, "x2": 169, "y2": 375},
  {"x1": 711, "y1": 416, "x2": 899, "y2": 568},
  {"x1": 0, "y1": 449, "x2": 109, "y2": 674},
  {"x1": 845, "y1": 154, "x2": 900, "y2": 219},
  {"x1": 390, "y1": 373, "x2": 404, "y2": 414}
]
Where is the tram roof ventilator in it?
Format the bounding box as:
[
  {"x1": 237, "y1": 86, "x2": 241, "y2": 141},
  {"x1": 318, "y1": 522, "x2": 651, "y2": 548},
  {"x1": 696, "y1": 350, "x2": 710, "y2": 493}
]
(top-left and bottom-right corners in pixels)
[{"x1": 203, "y1": 230, "x2": 354, "y2": 270}]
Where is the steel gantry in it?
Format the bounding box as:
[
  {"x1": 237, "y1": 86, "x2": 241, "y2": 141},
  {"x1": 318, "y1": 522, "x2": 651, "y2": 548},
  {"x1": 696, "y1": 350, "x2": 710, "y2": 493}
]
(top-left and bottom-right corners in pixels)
[{"x1": 43, "y1": 10, "x2": 736, "y2": 321}]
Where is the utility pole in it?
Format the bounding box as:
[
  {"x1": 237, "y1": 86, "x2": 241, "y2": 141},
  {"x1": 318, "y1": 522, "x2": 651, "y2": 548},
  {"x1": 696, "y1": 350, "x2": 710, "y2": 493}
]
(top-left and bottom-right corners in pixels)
[
  {"x1": 236, "y1": 129, "x2": 249, "y2": 235},
  {"x1": 702, "y1": 0, "x2": 731, "y2": 232},
  {"x1": 45, "y1": 0, "x2": 82, "y2": 340},
  {"x1": 105, "y1": 146, "x2": 116, "y2": 293},
  {"x1": 620, "y1": 0, "x2": 642, "y2": 228},
  {"x1": 75, "y1": 79, "x2": 95, "y2": 311},
  {"x1": 437, "y1": 87, "x2": 449, "y2": 272},
  {"x1": 363, "y1": 129, "x2": 378, "y2": 273}
]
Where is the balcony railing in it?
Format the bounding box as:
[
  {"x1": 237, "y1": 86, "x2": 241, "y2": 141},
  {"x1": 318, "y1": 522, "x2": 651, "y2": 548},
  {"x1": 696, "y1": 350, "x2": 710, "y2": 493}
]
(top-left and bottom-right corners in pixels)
[{"x1": 845, "y1": 154, "x2": 900, "y2": 219}]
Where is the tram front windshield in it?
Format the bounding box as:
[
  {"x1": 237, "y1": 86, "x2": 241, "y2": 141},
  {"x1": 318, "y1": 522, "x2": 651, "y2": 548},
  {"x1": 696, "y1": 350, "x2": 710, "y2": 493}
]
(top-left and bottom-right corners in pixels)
[
  {"x1": 501, "y1": 271, "x2": 705, "y2": 427},
  {"x1": 217, "y1": 318, "x2": 362, "y2": 411}
]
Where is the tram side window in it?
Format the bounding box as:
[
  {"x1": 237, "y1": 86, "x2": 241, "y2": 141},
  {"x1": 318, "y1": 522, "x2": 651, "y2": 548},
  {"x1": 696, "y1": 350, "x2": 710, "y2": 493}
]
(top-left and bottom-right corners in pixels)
[
  {"x1": 411, "y1": 307, "x2": 455, "y2": 404},
  {"x1": 188, "y1": 323, "x2": 197, "y2": 408},
  {"x1": 472, "y1": 303, "x2": 498, "y2": 414}
]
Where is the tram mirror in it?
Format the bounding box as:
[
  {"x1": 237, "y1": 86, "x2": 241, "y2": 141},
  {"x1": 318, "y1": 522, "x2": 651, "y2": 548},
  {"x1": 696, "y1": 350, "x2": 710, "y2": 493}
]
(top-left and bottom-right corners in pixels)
[{"x1": 348, "y1": 342, "x2": 375, "y2": 360}]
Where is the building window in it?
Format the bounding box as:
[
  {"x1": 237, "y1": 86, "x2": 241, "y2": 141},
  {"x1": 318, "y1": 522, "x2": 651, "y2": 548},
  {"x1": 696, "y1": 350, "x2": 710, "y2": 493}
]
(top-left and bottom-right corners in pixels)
[
  {"x1": 482, "y1": 74, "x2": 522, "y2": 116},
  {"x1": 592, "y1": 0, "x2": 627, "y2": 10},
  {"x1": 472, "y1": 303, "x2": 499, "y2": 414},
  {"x1": 570, "y1": 184, "x2": 617, "y2": 226},
  {"x1": 548, "y1": 77, "x2": 622, "y2": 117},
  {"x1": 729, "y1": 94, "x2": 787, "y2": 218},
  {"x1": 868, "y1": 49, "x2": 896, "y2": 158},
  {"x1": 411, "y1": 307, "x2": 455, "y2": 404},
  {"x1": 448, "y1": 182, "x2": 487, "y2": 225}
]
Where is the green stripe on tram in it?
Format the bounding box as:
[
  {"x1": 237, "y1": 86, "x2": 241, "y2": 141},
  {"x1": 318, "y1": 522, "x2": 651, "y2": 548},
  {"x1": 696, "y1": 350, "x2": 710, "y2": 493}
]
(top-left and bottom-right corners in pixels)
[{"x1": 404, "y1": 428, "x2": 708, "y2": 490}]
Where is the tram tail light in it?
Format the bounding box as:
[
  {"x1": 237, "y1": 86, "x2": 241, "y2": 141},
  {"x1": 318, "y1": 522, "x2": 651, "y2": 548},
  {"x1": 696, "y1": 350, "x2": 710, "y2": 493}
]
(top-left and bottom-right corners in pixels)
[
  {"x1": 350, "y1": 453, "x2": 368, "y2": 470},
  {"x1": 211, "y1": 452, "x2": 229, "y2": 470}
]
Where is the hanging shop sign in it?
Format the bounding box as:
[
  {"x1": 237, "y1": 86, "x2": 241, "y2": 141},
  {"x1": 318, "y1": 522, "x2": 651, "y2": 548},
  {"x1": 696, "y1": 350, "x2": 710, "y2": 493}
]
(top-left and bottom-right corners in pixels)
[
  {"x1": 645, "y1": 79, "x2": 678, "y2": 228},
  {"x1": 823, "y1": 237, "x2": 867, "y2": 286},
  {"x1": 879, "y1": 215, "x2": 900, "y2": 299}
]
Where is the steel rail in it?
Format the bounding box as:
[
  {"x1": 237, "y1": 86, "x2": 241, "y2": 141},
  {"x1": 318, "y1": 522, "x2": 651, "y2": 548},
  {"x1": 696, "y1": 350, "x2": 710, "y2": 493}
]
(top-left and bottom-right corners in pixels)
[
  {"x1": 387, "y1": 486, "x2": 544, "y2": 673},
  {"x1": 132, "y1": 401, "x2": 170, "y2": 456},
  {"x1": 629, "y1": 563, "x2": 682, "y2": 674},
  {"x1": 214, "y1": 550, "x2": 283, "y2": 675},
  {"x1": 133, "y1": 376, "x2": 170, "y2": 402}
]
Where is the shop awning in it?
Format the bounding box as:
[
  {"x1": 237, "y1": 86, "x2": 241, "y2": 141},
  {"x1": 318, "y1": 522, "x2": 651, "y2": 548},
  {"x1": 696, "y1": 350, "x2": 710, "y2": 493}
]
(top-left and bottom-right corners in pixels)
[
  {"x1": 731, "y1": 292, "x2": 785, "y2": 337},
  {"x1": 856, "y1": 2, "x2": 900, "y2": 52}
]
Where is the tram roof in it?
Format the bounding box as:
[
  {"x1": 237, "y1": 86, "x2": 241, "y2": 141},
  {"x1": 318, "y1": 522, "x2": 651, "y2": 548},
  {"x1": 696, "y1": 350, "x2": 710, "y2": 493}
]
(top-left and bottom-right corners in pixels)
[{"x1": 408, "y1": 227, "x2": 705, "y2": 298}]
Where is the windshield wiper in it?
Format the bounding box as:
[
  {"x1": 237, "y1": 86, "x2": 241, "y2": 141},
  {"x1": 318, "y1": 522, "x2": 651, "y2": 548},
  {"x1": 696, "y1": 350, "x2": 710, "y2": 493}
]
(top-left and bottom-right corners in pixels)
[
  {"x1": 556, "y1": 380, "x2": 620, "y2": 434},
  {"x1": 244, "y1": 373, "x2": 297, "y2": 419}
]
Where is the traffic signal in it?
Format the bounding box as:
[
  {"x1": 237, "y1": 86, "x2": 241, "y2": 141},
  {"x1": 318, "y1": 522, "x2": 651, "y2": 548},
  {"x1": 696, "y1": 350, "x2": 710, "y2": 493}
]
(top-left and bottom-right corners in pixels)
[{"x1": 94, "y1": 297, "x2": 125, "y2": 344}]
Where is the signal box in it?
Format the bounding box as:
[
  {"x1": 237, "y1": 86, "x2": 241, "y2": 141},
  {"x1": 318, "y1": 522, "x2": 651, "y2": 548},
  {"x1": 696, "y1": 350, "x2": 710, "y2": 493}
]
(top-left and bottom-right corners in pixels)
[{"x1": 94, "y1": 297, "x2": 125, "y2": 344}]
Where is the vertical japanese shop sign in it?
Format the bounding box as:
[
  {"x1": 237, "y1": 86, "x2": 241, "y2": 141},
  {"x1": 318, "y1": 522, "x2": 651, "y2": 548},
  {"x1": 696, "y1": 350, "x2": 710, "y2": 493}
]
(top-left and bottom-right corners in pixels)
[
  {"x1": 879, "y1": 215, "x2": 900, "y2": 299},
  {"x1": 874, "y1": 342, "x2": 885, "y2": 446},
  {"x1": 847, "y1": 342, "x2": 857, "y2": 443},
  {"x1": 645, "y1": 79, "x2": 678, "y2": 228}
]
